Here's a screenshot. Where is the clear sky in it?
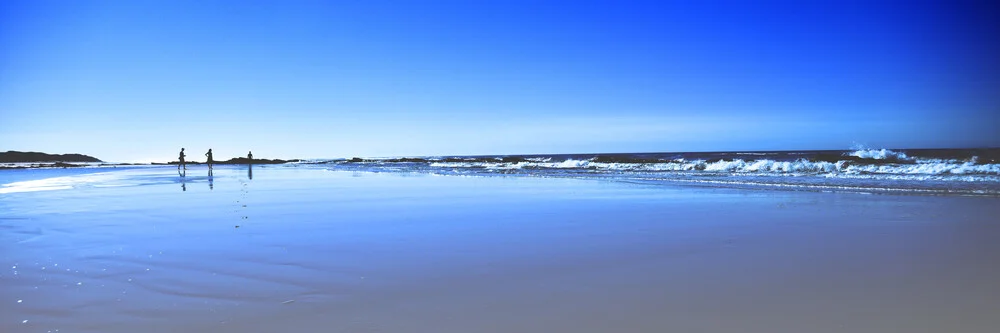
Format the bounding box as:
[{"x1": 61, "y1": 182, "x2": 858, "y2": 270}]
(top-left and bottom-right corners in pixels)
[{"x1": 2, "y1": 0, "x2": 998, "y2": 162}]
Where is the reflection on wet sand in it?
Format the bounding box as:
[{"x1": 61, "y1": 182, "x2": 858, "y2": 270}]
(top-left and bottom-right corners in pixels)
[
  {"x1": 4, "y1": 168, "x2": 1000, "y2": 332},
  {"x1": 179, "y1": 169, "x2": 186, "y2": 191}
]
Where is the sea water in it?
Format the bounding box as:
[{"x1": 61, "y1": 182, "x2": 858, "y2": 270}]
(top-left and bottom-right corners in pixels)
[
  {"x1": 302, "y1": 148, "x2": 1000, "y2": 196},
  {"x1": 1, "y1": 148, "x2": 998, "y2": 196}
]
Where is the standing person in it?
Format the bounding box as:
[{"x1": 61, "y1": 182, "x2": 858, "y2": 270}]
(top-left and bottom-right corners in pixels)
[
  {"x1": 247, "y1": 151, "x2": 254, "y2": 179},
  {"x1": 178, "y1": 148, "x2": 186, "y2": 170},
  {"x1": 205, "y1": 149, "x2": 214, "y2": 169}
]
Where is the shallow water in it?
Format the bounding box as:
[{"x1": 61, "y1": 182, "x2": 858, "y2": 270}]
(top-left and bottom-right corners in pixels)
[{"x1": 2, "y1": 166, "x2": 999, "y2": 332}]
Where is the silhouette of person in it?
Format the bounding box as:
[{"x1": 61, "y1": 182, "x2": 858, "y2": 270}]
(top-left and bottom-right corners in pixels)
[
  {"x1": 248, "y1": 151, "x2": 253, "y2": 162},
  {"x1": 205, "y1": 149, "x2": 214, "y2": 169},
  {"x1": 178, "y1": 148, "x2": 186, "y2": 170}
]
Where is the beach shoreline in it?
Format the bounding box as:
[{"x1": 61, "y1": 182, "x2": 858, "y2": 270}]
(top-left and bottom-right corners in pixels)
[{"x1": 2, "y1": 167, "x2": 999, "y2": 332}]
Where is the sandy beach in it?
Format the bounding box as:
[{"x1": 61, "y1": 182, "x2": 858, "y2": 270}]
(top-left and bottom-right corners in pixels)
[{"x1": 2, "y1": 166, "x2": 999, "y2": 333}]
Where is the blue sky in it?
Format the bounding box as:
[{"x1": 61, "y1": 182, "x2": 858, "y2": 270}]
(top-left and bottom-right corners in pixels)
[{"x1": 1, "y1": 0, "x2": 998, "y2": 162}]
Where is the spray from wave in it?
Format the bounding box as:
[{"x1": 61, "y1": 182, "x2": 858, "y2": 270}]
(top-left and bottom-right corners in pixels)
[{"x1": 848, "y1": 148, "x2": 911, "y2": 161}]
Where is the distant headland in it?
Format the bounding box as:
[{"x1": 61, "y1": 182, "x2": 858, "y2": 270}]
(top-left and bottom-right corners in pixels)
[
  {"x1": 1, "y1": 151, "x2": 103, "y2": 163},
  {"x1": 0, "y1": 150, "x2": 298, "y2": 169}
]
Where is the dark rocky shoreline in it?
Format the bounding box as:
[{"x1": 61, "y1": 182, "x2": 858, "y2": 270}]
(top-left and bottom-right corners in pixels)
[
  {"x1": 0, "y1": 151, "x2": 102, "y2": 163},
  {"x1": 158, "y1": 158, "x2": 299, "y2": 166},
  {"x1": 1, "y1": 151, "x2": 298, "y2": 169}
]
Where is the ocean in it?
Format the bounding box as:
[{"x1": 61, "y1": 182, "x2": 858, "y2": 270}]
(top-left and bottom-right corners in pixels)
[
  {"x1": 3, "y1": 148, "x2": 1000, "y2": 332},
  {"x1": 1, "y1": 148, "x2": 998, "y2": 196},
  {"x1": 301, "y1": 148, "x2": 1000, "y2": 196}
]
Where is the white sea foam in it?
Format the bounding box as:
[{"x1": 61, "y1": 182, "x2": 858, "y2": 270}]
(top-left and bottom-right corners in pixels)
[
  {"x1": 0, "y1": 173, "x2": 122, "y2": 194},
  {"x1": 428, "y1": 158, "x2": 1000, "y2": 176},
  {"x1": 848, "y1": 148, "x2": 911, "y2": 160}
]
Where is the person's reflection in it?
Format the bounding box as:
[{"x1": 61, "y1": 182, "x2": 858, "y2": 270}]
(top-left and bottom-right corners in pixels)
[
  {"x1": 208, "y1": 169, "x2": 214, "y2": 190},
  {"x1": 248, "y1": 164, "x2": 253, "y2": 180},
  {"x1": 179, "y1": 168, "x2": 187, "y2": 191}
]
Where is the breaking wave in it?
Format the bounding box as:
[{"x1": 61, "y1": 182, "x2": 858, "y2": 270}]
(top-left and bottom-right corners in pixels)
[
  {"x1": 426, "y1": 158, "x2": 999, "y2": 176},
  {"x1": 848, "y1": 148, "x2": 911, "y2": 161},
  {"x1": 311, "y1": 148, "x2": 1000, "y2": 195}
]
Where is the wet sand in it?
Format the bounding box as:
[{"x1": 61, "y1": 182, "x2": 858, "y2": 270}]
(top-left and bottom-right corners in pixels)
[{"x1": 2, "y1": 166, "x2": 999, "y2": 332}]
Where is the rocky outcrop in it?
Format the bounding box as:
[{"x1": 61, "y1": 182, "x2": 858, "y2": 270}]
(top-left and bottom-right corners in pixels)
[{"x1": 0, "y1": 151, "x2": 102, "y2": 163}]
